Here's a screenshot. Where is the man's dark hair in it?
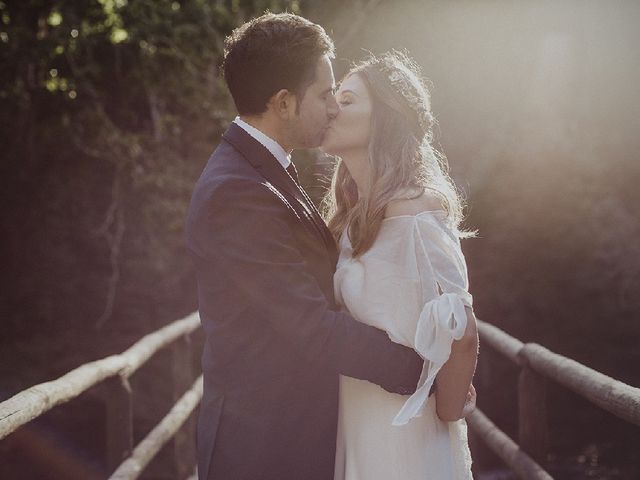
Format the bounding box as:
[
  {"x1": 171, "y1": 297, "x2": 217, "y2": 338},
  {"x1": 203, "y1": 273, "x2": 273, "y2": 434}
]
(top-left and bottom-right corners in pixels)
[{"x1": 222, "y1": 13, "x2": 335, "y2": 115}]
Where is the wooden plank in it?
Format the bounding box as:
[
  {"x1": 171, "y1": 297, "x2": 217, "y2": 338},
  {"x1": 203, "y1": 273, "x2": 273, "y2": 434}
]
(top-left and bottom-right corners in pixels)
[
  {"x1": 108, "y1": 375, "x2": 203, "y2": 480},
  {"x1": 521, "y1": 343, "x2": 640, "y2": 427},
  {"x1": 518, "y1": 364, "x2": 548, "y2": 462},
  {"x1": 0, "y1": 312, "x2": 200, "y2": 440},
  {"x1": 477, "y1": 319, "x2": 524, "y2": 364},
  {"x1": 467, "y1": 408, "x2": 554, "y2": 480}
]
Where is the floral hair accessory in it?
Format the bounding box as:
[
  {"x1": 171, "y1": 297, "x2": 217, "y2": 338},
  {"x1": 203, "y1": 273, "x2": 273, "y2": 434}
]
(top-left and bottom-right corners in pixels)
[{"x1": 375, "y1": 51, "x2": 433, "y2": 136}]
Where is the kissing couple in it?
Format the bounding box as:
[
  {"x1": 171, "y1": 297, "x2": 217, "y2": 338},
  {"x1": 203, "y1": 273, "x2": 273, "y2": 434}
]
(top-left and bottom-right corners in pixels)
[{"x1": 186, "y1": 11, "x2": 479, "y2": 480}]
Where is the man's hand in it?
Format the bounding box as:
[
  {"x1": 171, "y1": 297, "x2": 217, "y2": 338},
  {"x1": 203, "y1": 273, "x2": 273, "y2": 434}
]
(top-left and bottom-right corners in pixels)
[{"x1": 461, "y1": 383, "x2": 477, "y2": 418}]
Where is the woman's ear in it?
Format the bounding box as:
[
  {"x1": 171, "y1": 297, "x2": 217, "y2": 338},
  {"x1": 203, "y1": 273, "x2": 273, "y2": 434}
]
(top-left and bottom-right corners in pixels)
[{"x1": 270, "y1": 89, "x2": 296, "y2": 119}]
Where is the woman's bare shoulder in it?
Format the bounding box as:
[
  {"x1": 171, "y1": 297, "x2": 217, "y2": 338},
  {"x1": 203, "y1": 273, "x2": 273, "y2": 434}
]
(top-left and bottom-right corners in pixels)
[{"x1": 384, "y1": 190, "x2": 444, "y2": 218}]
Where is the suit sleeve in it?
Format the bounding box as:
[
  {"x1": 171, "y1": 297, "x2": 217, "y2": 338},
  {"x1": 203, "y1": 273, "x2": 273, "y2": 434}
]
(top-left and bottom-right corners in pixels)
[{"x1": 190, "y1": 178, "x2": 422, "y2": 395}]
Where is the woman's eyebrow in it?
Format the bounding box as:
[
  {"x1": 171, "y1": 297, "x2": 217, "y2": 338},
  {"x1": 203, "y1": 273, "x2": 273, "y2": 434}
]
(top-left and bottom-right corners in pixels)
[{"x1": 339, "y1": 89, "x2": 359, "y2": 97}]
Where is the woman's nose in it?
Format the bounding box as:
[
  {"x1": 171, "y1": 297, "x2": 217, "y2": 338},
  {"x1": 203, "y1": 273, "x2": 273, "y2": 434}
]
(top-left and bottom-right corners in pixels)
[{"x1": 327, "y1": 95, "x2": 339, "y2": 119}]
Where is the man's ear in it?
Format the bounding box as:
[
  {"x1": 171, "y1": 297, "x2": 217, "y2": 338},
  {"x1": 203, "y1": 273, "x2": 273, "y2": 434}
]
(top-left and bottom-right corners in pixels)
[{"x1": 270, "y1": 89, "x2": 297, "y2": 119}]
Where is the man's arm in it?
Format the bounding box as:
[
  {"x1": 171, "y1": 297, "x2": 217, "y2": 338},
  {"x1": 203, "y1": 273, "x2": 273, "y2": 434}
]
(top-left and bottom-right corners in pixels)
[{"x1": 189, "y1": 178, "x2": 421, "y2": 395}]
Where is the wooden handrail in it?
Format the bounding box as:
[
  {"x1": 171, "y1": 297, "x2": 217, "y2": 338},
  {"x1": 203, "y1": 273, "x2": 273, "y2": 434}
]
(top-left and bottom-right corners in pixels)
[
  {"x1": 477, "y1": 320, "x2": 524, "y2": 364},
  {"x1": 109, "y1": 375, "x2": 203, "y2": 480},
  {"x1": 3, "y1": 313, "x2": 637, "y2": 479},
  {"x1": 471, "y1": 319, "x2": 640, "y2": 479},
  {"x1": 475, "y1": 319, "x2": 640, "y2": 425},
  {"x1": 467, "y1": 409, "x2": 553, "y2": 480},
  {"x1": 0, "y1": 312, "x2": 200, "y2": 440},
  {"x1": 520, "y1": 343, "x2": 640, "y2": 426}
]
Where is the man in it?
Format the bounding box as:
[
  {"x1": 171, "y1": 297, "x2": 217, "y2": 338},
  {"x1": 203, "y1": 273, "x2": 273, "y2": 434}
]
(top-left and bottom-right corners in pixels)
[{"x1": 185, "y1": 13, "x2": 423, "y2": 480}]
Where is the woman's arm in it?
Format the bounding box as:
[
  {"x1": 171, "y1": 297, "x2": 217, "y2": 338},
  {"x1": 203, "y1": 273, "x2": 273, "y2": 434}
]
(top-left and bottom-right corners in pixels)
[{"x1": 435, "y1": 305, "x2": 479, "y2": 421}]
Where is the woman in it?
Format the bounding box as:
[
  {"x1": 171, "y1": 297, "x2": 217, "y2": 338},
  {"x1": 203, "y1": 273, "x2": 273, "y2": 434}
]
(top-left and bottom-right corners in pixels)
[{"x1": 321, "y1": 51, "x2": 478, "y2": 479}]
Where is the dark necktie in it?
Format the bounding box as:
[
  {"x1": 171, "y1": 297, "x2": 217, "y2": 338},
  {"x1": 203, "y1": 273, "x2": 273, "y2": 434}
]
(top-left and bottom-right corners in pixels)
[
  {"x1": 286, "y1": 162, "x2": 299, "y2": 184},
  {"x1": 285, "y1": 160, "x2": 335, "y2": 254}
]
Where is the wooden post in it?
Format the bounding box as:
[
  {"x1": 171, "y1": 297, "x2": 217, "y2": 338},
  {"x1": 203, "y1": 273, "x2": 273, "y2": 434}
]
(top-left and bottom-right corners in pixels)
[
  {"x1": 518, "y1": 360, "x2": 549, "y2": 463},
  {"x1": 171, "y1": 334, "x2": 196, "y2": 478},
  {"x1": 104, "y1": 375, "x2": 133, "y2": 473}
]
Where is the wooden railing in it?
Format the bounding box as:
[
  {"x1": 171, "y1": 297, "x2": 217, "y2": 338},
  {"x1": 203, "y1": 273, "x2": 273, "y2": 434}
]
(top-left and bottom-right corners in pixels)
[
  {"x1": 2, "y1": 313, "x2": 639, "y2": 479},
  {"x1": 0, "y1": 312, "x2": 202, "y2": 480},
  {"x1": 468, "y1": 319, "x2": 640, "y2": 480}
]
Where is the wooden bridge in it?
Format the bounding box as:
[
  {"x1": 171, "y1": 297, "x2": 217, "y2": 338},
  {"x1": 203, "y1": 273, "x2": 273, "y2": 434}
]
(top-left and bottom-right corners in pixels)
[{"x1": 1, "y1": 313, "x2": 639, "y2": 479}]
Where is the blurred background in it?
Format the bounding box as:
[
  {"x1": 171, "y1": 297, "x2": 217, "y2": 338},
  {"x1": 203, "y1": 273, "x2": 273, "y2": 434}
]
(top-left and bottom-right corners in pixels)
[{"x1": 1, "y1": 0, "x2": 638, "y2": 478}]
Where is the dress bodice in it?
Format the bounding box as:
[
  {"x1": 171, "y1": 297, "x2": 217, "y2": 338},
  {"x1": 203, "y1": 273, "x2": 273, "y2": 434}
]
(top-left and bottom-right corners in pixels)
[{"x1": 334, "y1": 210, "x2": 473, "y2": 425}]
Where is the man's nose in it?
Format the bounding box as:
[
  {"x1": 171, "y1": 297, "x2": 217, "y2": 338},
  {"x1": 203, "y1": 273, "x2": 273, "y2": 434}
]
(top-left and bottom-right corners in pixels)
[{"x1": 327, "y1": 95, "x2": 339, "y2": 119}]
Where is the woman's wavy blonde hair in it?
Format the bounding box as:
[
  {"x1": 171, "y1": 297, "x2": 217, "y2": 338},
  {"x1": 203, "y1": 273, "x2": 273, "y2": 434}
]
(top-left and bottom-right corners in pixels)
[{"x1": 322, "y1": 51, "x2": 474, "y2": 257}]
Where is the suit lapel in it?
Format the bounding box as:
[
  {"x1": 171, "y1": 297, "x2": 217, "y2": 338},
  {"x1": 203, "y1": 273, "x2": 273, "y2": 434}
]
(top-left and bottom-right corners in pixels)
[{"x1": 222, "y1": 123, "x2": 337, "y2": 259}]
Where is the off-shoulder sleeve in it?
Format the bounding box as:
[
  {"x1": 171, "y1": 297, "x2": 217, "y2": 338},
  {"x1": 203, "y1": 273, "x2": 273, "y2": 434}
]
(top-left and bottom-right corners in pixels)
[{"x1": 393, "y1": 213, "x2": 472, "y2": 426}]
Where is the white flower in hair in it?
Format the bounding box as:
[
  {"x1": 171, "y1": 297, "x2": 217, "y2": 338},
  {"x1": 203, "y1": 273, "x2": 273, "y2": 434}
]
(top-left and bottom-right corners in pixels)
[{"x1": 377, "y1": 53, "x2": 432, "y2": 135}]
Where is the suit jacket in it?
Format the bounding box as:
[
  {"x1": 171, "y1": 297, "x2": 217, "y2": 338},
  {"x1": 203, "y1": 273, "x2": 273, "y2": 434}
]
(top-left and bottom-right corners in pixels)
[{"x1": 185, "y1": 123, "x2": 422, "y2": 480}]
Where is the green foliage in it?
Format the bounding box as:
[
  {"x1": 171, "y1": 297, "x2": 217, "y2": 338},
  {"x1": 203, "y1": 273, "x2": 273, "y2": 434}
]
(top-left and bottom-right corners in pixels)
[{"x1": 0, "y1": 0, "x2": 303, "y2": 332}]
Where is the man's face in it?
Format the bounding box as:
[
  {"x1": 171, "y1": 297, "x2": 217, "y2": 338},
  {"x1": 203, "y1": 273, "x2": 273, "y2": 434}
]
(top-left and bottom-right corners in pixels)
[{"x1": 290, "y1": 54, "x2": 339, "y2": 149}]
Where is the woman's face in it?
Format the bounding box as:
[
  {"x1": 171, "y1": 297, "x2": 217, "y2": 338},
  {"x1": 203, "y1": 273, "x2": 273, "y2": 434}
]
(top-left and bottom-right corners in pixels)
[{"x1": 320, "y1": 73, "x2": 372, "y2": 157}]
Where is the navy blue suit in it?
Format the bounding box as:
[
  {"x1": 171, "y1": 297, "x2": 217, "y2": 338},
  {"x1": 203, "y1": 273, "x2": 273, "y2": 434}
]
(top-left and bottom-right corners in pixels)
[{"x1": 185, "y1": 123, "x2": 422, "y2": 480}]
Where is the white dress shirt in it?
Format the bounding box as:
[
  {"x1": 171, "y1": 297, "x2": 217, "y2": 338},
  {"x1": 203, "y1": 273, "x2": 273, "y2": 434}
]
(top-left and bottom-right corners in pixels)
[{"x1": 233, "y1": 116, "x2": 292, "y2": 170}]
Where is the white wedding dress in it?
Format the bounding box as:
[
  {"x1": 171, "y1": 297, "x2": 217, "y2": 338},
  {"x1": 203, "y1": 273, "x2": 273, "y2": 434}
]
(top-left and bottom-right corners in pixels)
[{"x1": 333, "y1": 210, "x2": 474, "y2": 480}]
